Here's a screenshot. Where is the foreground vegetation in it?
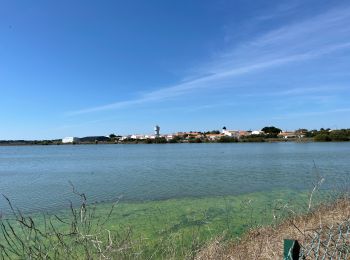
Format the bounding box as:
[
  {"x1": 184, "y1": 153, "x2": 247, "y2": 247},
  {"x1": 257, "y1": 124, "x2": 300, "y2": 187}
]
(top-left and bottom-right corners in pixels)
[
  {"x1": 197, "y1": 197, "x2": 350, "y2": 259},
  {"x1": 0, "y1": 188, "x2": 331, "y2": 259}
]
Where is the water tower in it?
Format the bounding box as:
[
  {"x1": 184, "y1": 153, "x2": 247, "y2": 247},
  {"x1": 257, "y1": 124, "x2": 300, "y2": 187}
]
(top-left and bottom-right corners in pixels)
[{"x1": 154, "y1": 125, "x2": 160, "y2": 137}]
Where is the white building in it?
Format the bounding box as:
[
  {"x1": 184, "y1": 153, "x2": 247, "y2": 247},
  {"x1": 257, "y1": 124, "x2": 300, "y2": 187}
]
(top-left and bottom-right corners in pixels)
[
  {"x1": 120, "y1": 135, "x2": 131, "y2": 141},
  {"x1": 207, "y1": 134, "x2": 223, "y2": 141},
  {"x1": 222, "y1": 128, "x2": 239, "y2": 138},
  {"x1": 62, "y1": 137, "x2": 79, "y2": 143},
  {"x1": 130, "y1": 134, "x2": 146, "y2": 140},
  {"x1": 278, "y1": 131, "x2": 297, "y2": 139},
  {"x1": 166, "y1": 134, "x2": 174, "y2": 140},
  {"x1": 251, "y1": 130, "x2": 264, "y2": 135}
]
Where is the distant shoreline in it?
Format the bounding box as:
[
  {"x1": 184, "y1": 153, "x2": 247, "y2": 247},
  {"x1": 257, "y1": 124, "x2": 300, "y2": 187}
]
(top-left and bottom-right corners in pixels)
[
  {"x1": 2, "y1": 128, "x2": 349, "y2": 146},
  {"x1": 1, "y1": 138, "x2": 350, "y2": 147}
]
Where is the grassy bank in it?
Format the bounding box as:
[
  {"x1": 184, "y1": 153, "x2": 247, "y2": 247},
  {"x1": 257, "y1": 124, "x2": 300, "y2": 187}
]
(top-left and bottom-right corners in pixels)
[
  {"x1": 197, "y1": 197, "x2": 350, "y2": 259},
  {"x1": 0, "y1": 189, "x2": 332, "y2": 259}
]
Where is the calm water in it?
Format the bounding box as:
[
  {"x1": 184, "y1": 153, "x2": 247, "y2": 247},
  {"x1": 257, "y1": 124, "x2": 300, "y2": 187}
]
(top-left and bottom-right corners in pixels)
[{"x1": 0, "y1": 143, "x2": 350, "y2": 213}]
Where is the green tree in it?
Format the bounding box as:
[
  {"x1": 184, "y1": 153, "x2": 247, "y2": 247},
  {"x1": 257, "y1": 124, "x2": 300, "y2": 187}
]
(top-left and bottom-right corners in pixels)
[
  {"x1": 144, "y1": 139, "x2": 153, "y2": 144},
  {"x1": 261, "y1": 126, "x2": 282, "y2": 135},
  {"x1": 218, "y1": 136, "x2": 237, "y2": 143},
  {"x1": 154, "y1": 137, "x2": 167, "y2": 144},
  {"x1": 240, "y1": 135, "x2": 265, "y2": 142},
  {"x1": 109, "y1": 133, "x2": 117, "y2": 139},
  {"x1": 261, "y1": 126, "x2": 282, "y2": 138},
  {"x1": 314, "y1": 133, "x2": 331, "y2": 142},
  {"x1": 329, "y1": 130, "x2": 349, "y2": 141},
  {"x1": 169, "y1": 136, "x2": 181, "y2": 143},
  {"x1": 189, "y1": 138, "x2": 202, "y2": 143}
]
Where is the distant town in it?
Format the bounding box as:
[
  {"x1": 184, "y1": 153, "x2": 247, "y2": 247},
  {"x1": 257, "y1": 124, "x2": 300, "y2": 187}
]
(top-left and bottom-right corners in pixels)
[{"x1": 1, "y1": 126, "x2": 350, "y2": 146}]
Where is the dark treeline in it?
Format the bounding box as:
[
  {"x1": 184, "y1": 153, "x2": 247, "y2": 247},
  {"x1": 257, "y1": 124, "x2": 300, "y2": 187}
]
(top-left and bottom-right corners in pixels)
[
  {"x1": 307, "y1": 129, "x2": 350, "y2": 142},
  {"x1": 0, "y1": 139, "x2": 62, "y2": 145}
]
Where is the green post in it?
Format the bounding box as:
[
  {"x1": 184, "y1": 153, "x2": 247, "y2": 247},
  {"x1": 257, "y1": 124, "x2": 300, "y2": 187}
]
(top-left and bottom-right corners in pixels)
[{"x1": 283, "y1": 239, "x2": 300, "y2": 259}]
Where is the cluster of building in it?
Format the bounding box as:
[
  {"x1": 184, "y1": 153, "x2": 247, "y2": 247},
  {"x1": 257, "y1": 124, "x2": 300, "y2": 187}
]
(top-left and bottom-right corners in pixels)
[
  {"x1": 62, "y1": 126, "x2": 303, "y2": 143},
  {"x1": 115, "y1": 126, "x2": 262, "y2": 142},
  {"x1": 119, "y1": 125, "x2": 161, "y2": 141}
]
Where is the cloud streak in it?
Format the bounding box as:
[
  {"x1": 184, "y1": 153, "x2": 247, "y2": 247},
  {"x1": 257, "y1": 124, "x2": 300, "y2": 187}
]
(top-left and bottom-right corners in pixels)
[
  {"x1": 68, "y1": 5, "x2": 350, "y2": 116},
  {"x1": 241, "y1": 85, "x2": 349, "y2": 98},
  {"x1": 273, "y1": 108, "x2": 350, "y2": 120}
]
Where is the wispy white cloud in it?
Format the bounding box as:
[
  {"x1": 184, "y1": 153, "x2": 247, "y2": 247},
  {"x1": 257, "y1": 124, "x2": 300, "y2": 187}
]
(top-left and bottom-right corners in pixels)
[
  {"x1": 68, "y1": 5, "x2": 350, "y2": 116},
  {"x1": 255, "y1": 2, "x2": 300, "y2": 21},
  {"x1": 273, "y1": 108, "x2": 350, "y2": 120},
  {"x1": 56, "y1": 118, "x2": 114, "y2": 130},
  {"x1": 241, "y1": 85, "x2": 349, "y2": 98}
]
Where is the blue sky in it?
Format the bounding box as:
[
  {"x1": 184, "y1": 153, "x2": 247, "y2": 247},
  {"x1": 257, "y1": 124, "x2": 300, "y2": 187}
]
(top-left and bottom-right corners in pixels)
[{"x1": 1, "y1": 0, "x2": 350, "y2": 139}]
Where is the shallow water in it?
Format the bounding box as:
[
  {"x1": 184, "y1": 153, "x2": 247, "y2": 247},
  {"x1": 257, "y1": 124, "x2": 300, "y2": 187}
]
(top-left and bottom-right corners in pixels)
[{"x1": 0, "y1": 142, "x2": 349, "y2": 212}]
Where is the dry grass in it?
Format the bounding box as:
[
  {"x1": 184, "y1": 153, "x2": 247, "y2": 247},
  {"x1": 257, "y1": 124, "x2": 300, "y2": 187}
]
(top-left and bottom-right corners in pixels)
[{"x1": 196, "y1": 198, "x2": 350, "y2": 260}]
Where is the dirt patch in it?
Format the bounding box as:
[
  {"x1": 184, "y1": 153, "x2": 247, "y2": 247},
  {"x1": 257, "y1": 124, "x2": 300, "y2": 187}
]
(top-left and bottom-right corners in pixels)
[{"x1": 196, "y1": 199, "x2": 350, "y2": 259}]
